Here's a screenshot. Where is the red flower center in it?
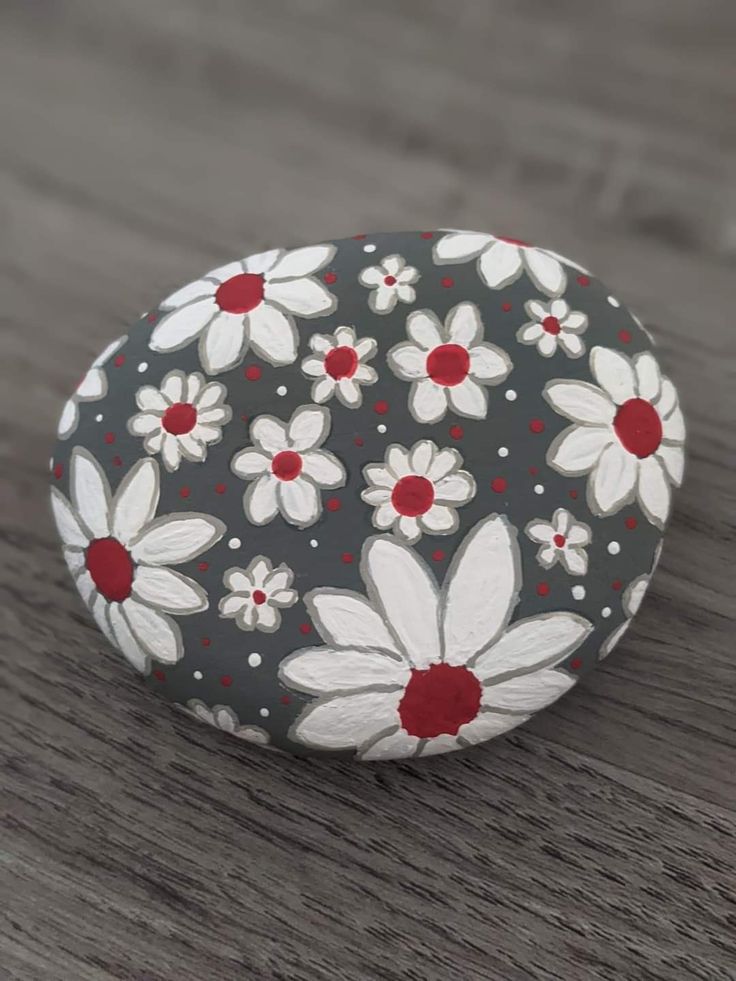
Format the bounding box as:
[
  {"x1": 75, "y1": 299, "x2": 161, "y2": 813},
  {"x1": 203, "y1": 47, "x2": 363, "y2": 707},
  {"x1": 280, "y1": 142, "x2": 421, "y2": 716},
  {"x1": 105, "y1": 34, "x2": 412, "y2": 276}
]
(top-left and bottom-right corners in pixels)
[
  {"x1": 85, "y1": 537, "x2": 134, "y2": 602},
  {"x1": 542, "y1": 316, "x2": 561, "y2": 335},
  {"x1": 252, "y1": 589, "x2": 267, "y2": 605},
  {"x1": 162, "y1": 402, "x2": 197, "y2": 435},
  {"x1": 215, "y1": 273, "x2": 265, "y2": 314},
  {"x1": 613, "y1": 398, "x2": 663, "y2": 458},
  {"x1": 426, "y1": 344, "x2": 470, "y2": 387},
  {"x1": 324, "y1": 345, "x2": 358, "y2": 380},
  {"x1": 271, "y1": 450, "x2": 303, "y2": 481},
  {"x1": 553, "y1": 533, "x2": 566, "y2": 548},
  {"x1": 391, "y1": 475, "x2": 435, "y2": 516},
  {"x1": 384, "y1": 275, "x2": 397, "y2": 286},
  {"x1": 399, "y1": 663, "x2": 482, "y2": 738}
]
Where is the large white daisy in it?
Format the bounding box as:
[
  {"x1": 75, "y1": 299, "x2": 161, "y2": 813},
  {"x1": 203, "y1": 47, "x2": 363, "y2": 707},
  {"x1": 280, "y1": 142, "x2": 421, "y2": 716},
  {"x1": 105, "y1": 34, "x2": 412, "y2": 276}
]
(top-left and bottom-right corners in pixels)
[
  {"x1": 57, "y1": 335, "x2": 127, "y2": 440},
  {"x1": 231, "y1": 405, "x2": 346, "y2": 529},
  {"x1": 358, "y1": 254, "x2": 420, "y2": 314},
  {"x1": 387, "y1": 302, "x2": 512, "y2": 423},
  {"x1": 280, "y1": 514, "x2": 592, "y2": 760},
  {"x1": 525, "y1": 508, "x2": 591, "y2": 576},
  {"x1": 361, "y1": 440, "x2": 476, "y2": 543},
  {"x1": 149, "y1": 245, "x2": 337, "y2": 374},
  {"x1": 544, "y1": 347, "x2": 685, "y2": 528},
  {"x1": 51, "y1": 449, "x2": 225, "y2": 673},
  {"x1": 301, "y1": 325, "x2": 378, "y2": 408},
  {"x1": 219, "y1": 555, "x2": 298, "y2": 633}
]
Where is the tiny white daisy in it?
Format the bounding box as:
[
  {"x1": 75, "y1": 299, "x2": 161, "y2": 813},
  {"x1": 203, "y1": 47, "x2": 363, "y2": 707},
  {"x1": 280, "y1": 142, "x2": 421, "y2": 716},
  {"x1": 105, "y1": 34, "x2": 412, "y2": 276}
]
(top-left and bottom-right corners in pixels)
[
  {"x1": 301, "y1": 325, "x2": 378, "y2": 408},
  {"x1": 219, "y1": 555, "x2": 298, "y2": 633},
  {"x1": 517, "y1": 298, "x2": 588, "y2": 359},
  {"x1": 358, "y1": 254, "x2": 420, "y2": 314},
  {"x1": 525, "y1": 509, "x2": 592, "y2": 576}
]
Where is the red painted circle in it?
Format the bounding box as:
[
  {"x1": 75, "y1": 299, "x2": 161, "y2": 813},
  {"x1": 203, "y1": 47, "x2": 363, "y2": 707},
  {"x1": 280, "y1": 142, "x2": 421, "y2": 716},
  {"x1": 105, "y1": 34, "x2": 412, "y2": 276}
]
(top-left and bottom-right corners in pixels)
[
  {"x1": 85, "y1": 537, "x2": 134, "y2": 602},
  {"x1": 341, "y1": 552, "x2": 354, "y2": 564},
  {"x1": 53, "y1": 463, "x2": 64, "y2": 480},
  {"x1": 104, "y1": 432, "x2": 115, "y2": 445},
  {"x1": 432, "y1": 549, "x2": 446, "y2": 562},
  {"x1": 198, "y1": 561, "x2": 209, "y2": 572},
  {"x1": 625, "y1": 516, "x2": 638, "y2": 530},
  {"x1": 383, "y1": 275, "x2": 397, "y2": 286},
  {"x1": 426, "y1": 344, "x2": 470, "y2": 386},
  {"x1": 491, "y1": 477, "x2": 507, "y2": 494},
  {"x1": 323, "y1": 272, "x2": 337, "y2": 284},
  {"x1": 613, "y1": 398, "x2": 662, "y2": 458},
  {"x1": 354, "y1": 436, "x2": 364, "y2": 447},
  {"x1": 201, "y1": 637, "x2": 211, "y2": 647},
  {"x1": 577, "y1": 275, "x2": 590, "y2": 286},
  {"x1": 420, "y1": 231, "x2": 434, "y2": 239},
  {"x1": 153, "y1": 669, "x2": 166, "y2": 682},
  {"x1": 449, "y1": 425, "x2": 464, "y2": 440},
  {"x1": 215, "y1": 273, "x2": 264, "y2": 313},
  {"x1": 299, "y1": 622, "x2": 312, "y2": 635},
  {"x1": 391, "y1": 475, "x2": 435, "y2": 517},
  {"x1": 570, "y1": 658, "x2": 582, "y2": 671},
  {"x1": 179, "y1": 486, "x2": 191, "y2": 499},
  {"x1": 498, "y1": 236, "x2": 529, "y2": 247},
  {"x1": 220, "y1": 675, "x2": 233, "y2": 687},
  {"x1": 326, "y1": 497, "x2": 341, "y2": 512},
  {"x1": 501, "y1": 302, "x2": 512, "y2": 312},
  {"x1": 244, "y1": 365, "x2": 262, "y2": 381},
  {"x1": 612, "y1": 579, "x2": 623, "y2": 591},
  {"x1": 529, "y1": 419, "x2": 545, "y2": 434},
  {"x1": 252, "y1": 589, "x2": 267, "y2": 605},
  {"x1": 114, "y1": 354, "x2": 126, "y2": 368},
  {"x1": 271, "y1": 450, "x2": 303, "y2": 481},
  {"x1": 553, "y1": 534, "x2": 566, "y2": 548},
  {"x1": 374, "y1": 400, "x2": 389, "y2": 415},
  {"x1": 537, "y1": 582, "x2": 550, "y2": 597},
  {"x1": 441, "y1": 276, "x2": 454, "y2": 288},
  {"x1": 569, "y1": 489, "x2": 578, "y2": 500},
  {"x1": 399, "y1": 663, "x2": 481, "y2": 738},
  {"x1": 215, "y1": 483, "x2": 226, "y2": 495},
  {"x1": 542, "y1": 316, "x2": 561, "y2": 335},
  {"x1": 618, "y1": 329, "x2": 632, "y2": 344},
  {"x1": 162, "y1": 402, "x2": 197, "y2": 435},
  {"x1": 324, "y1": 345, "x2": 358, "y2": 380}
]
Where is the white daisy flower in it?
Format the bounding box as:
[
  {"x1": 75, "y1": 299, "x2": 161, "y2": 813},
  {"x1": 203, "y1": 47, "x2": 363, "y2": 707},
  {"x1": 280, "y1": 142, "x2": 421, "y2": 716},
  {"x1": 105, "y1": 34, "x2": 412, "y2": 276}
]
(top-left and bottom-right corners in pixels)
[
  {"x1": 301, "y1": 325, "x2": 378, "y2": 408},
  {"x1": 149, "y1": 245, "x2": 337, "y2": 374},
  {"x1": 544, "y1": 346, "x2": 685, "y2": 528},
  {"x1": 50, "y1": 449, "x2": 225, "y2": 673},
  {"x1": 598, "y1": 575, "x2": 650, "y2": 660},
  {"x1": 219, "y1": 555, "x2": 298, "y2": 633},
  {"x1": 525, "y1": 508, "x2": 592, "y2": 576},
  {"x1": 361, "y1": 440, "x2": 476, "y2": 543},
  {"x1": 127, "y1": 370, "x2": 232, "y2": 472},
  {"x1": 433, "y1": 230, "x2": 587, "y2": 297},
  {"x1": 280, "y1": 515, "x2": 592, "y2": 760},
  {"x1": 57, "y1": 335, "x2": 127, "y2": 440},
  {"x1": 231, "y1": 405, "x2": 346, "y2": 529},
  {"x1": 387, "y1": 302, "x2": 512, "y2": 423},
  {"x1": 358, "y1": 254, "x2": 420, "y2": 314},
  {"x1": 517, "y1": 298, "x2": 588, "y2": 359},
  {"x1": 182, "y1": 700, "x2": 272, "y2": 747}
]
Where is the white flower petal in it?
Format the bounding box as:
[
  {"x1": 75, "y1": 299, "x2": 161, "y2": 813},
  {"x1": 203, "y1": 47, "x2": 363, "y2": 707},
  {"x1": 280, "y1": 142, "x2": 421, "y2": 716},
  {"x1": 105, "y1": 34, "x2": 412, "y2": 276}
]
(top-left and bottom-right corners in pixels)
[
  {"x1": 278, "y1": 478, "x2": 320, "y2": 528},
  {"x1": 56, "y1": 399, "x2": 79, "y2": 439},
  {"x1": 291, "y1": 691, "x2": 402, "y2": 751},
  {"x1": 112, "y1": 457, "x2": 160, "y2": 545},
  {"x1": 446, "y1": 302, "x2": 482, "y2": 347},
  {"x1": 538, "y1": 333, "x2": 557, "y2": 357},
  {"x1": 306, "y1": 589, "x2": 401, "y2": 654},
  {"x1": 369, "y1": 285, "x2": 398, "y2": 315},
  {"x1": 524, "y1": 248, "x2": 566, "y2": 295},
  {"x1": 267, "y1": 244, "x2": 334, "y2": 280},
  {"x1": 128, "y1": 413, "x2": 162, "y2": 437},
  {"x1": 247, "y1": 303, "x2": 298, "y2": 366},
  {"x1": 473, "y1": 612, "x2": 592, "y2": 679},
  {"x1": 160, "y1": 433, "x2": 182, "y2": 472},
  {"x1": 198, "y1": 312, "x2": 247, "y2": 375},
  {"x1": 51, "y1": 488, "x2": 89, "y2": 549},
  {"x1": 160, "y1": 371, "x2": 186, "y2": 403},
  {"x1": 448, "y1": 377, "x2": 488, "y2": 419},
  {"x1": 161, "y1": 279, "x2": 216, "y2": 309},
  {"x1": 337, "y1": 378, "x2": 362, "y2": 407},
  {"x1": 76, "y1": 367, "x2": 106, "y2": 401},
  {"x1": 548, "y1": 424, "x2": 613, "y2": 475},
  {"x1": 397, "y1": 516, "x2": 420, "y2": 542},
  {"x1": 123, "y1": 599, "x2": 183, "y2": 664},
  {"x1": 624, "y1": 576, "x2": 650, "y2": 617},
  {"x1": 242, "y1": 249, "x2": 281, "y2": 276},
  {"x1": 219, "y1": 594, "x2": 249, "y2": 618},
  {"x1": 280, "y1": 647, "x2": 408, "y2": 695},
  {"x1": 250, "y1": 415, "x2": 288, "y2": 454},
  {"x1": 432, "y1": 231, "x2": 493, "y2": 262},
  {"x1": 206, "y1": 259, "x2": 246, "y2": 282},
  {"x1": 387, "y1": 445, "x2": 411, "y2": 477},
  {"x1": 244, "y1": 475, "x2": 279, "y2": 524},
  {"x1": 433, "y1": 472, "x2": 475, "y2": 504},
  {"x1": 131, "y1": 514, "x2": 225, "y2": 565},
  {"x1": 599, "y1": 621, "x2": 629, "y2": 660},
  {"x1": 70, "y1": 447, "x2": 111, "y2": 539},
  {"x1": 406, "y1": 310, "x2": 443, "y2": 350},
  {"x1": 312, "y1": 377, "x2": 335, "y2": 403},
  {"x1": 637, "y1": 456, "x2": 672, "y2": 528},
  {"x1": 458, "y1": 711, "x2": 524, "y2": 746},
  {"x1": 561, "y1": 547, "x2": 588, "y2": 576},
  {"x1": 559, "y1": 333, "x2": 585, "y2": 359},
  {"x1": 409, "y1": 440, "x2": 435, "y2": 476},
  {"x1": 427, "y1": 447, "x2": 461, "y2": 482},
  {"x1": 132, "y1": 566, "x2": 208, "y2": 614},
  {"x1": 149, "y1": 299, "x2": 216, "y2": 353},
  {"x1": 135, "y1": 386, "x2": 169, "y2": 413},
  {"x1": 108, "y1": 603, "x2": 150, "y2": 673},
  {"x1": 469, "y1": 344, "x2": 511, "y2": 382},
  {"x1": 634, "y1": 352, "x2": 662, "y2": 401},
  {"x1": 358, "y1": 266, "x2": 384, "y2": 287},
  {"x1": 561, "y1": 311, "x2": 587, "y2": 332},
  {"x1": 656, "y1": 378, "x2": 678, "y2": 419},
  {"x1": 420, "y1": 505, "x2": 457, "y2": 534},
  {"x1": 544, "y1": 381, "x2": 615, "y2": 425},
  {"x1": 388, "y1": 343, "x2": 428, "y2": 380},
  {"x1": 301, "y1": 449, "x2": 345, "y2": 488},
  {"x1": 485, "y1": 669, "x2": 575, "y2": 713},
  {"x1": 288, "y1": 405, "x2": 330, "y2": 451},
  {"x1": 589, "y1": 442, "x2": 638, "y2": 515},
  {"x1": 478, "y1": 241, "x2": 523, "y2": 289},
  {"x1": 302, "y1": 356, "x2": 326, "y2": 378},
  {"x1": 372, "y1": 501, "x2": 397, "y2": 530},
  {"x1": 590, "y1": 347, "x2": 637, "y2": 404},
  {"x1": 661, "y1": 406, "x2": 686, "y2": 444},
  {"x1": 232, "y1": 448, "x2": 271, "y2": 479},
  {"x1": 525, "y1": 521, "x2": 554, "y2": 544},
  {"x1": 359, "y1": 730, "x2": 420, "y2": 761},
  {"x1": 265, "y1": 277, "x2": 336, "y2": 318},
  {"x1": 656, "y1": 444, "x2": 685, "y2": 486}
]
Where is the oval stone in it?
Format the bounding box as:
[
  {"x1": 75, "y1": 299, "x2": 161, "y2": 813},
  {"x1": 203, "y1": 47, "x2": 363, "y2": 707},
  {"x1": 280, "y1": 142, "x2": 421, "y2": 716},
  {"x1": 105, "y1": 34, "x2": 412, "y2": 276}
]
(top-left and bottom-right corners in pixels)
[{"x1": 50, "y1": 230, "x2": 685, "y2": 760}]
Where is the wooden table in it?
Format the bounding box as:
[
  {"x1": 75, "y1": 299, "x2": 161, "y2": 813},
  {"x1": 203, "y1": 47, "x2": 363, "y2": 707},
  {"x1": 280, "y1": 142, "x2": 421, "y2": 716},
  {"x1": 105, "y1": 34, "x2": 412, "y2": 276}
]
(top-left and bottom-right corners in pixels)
[{"x1": 1, "y1": 2, "x2": 734, "y2": 978}]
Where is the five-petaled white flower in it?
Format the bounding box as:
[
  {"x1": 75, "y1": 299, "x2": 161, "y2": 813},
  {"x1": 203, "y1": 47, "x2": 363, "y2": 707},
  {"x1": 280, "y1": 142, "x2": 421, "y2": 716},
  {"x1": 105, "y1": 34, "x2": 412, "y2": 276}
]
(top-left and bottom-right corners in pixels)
[
  {"x1": 517, "y1": 298, "x2": 588, "y2": 359},
  {"x1": 127, "y1": 370, "x2": 231, "y2": 472},
  {"x1": 57, "y1": 335, "x2": 127, "y2": 440},
  {"x1": 231, "y1": 405, "x2": 346, "y2": 529},
  {"x1": 219, "y1": 555, "x2": 298, "y2": 633},
  {"x1": 544, "y1": 347, "x2": 685, "y2": 528},
  {"x1": 387, "y1": 302, "x2": 512, "y2": 423},
  {"x1": 433, "y1": 230, "x2": 586, "y2": 297},
  {"x1": 525, "y1": 508, "x2": 591, "y2": 576},
  {"x1": 358, "y1": 254, "x2": 420, "y2": 314},
  {"x1": 50, "y1": 449, "x2": 225, "y2": 673},
  {"x1": 182, "y1": 700, "x2": 272, "y2": 747},
  {"x1": 280, "y1": 515, "x2": 592, "y2": 760},
  {"x1": 301, "y1": 325, "x2": 377, "y2": 408},
  {"x1": 361, "y1": 440, "x2": 476, "y2": 543},
  {"x1": 149, "y1": 245, "x2": 337, "y2": 374}
]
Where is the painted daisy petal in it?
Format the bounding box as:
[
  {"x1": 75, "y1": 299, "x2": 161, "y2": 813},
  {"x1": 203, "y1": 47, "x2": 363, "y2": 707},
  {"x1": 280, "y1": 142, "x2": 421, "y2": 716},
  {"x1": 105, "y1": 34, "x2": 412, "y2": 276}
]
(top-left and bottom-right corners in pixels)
[
  {"x1": 458, "y1": 711, "x2": 524, "y2": 745},
  {"x1": 248, "y1": 303, "x2": 298, "y2": 366},
  {"x1": 656, "y1": 444, "x2": 685, "y2": 486},
  {"x1": 123, "y1": 599, "x2": 183, "y2": 664},
  {"x1": 306, "y1": 589, "x2": 401, "y2": 654},
  {"x1": 312, "y1": 378, "x2": 335, "y2": 403},
  {"x1": 161, "y1": 279, "x2": 216, "y2": 309},
  {"x1": 219, "y1": 594, "x2": 248, "y2": 618},
  {"x1": 634, "y1": 352, "x2": 662, "y2": 401},
  {"x1": 485, "y1": 669, "x2": 575, "y2": 713},
  {"x1": 278, "y1": 478, "x2": 320, "y2": 528},
  {"x1": 267, "y1": 244, "x2": 334, "y2": 280},
  {"x1": 388, "y1": 343, "x2": 428, "y2": 380},
  {"x1": 599, "y1": 621, "x2": 629, "y2": 660},
  {"x1": 302, "y1": 356, "x2": 325, "y2": 377},
  {"x1": 469, "y1": 344, "x2": 511, "y2": 381},
  {"x1": 428, "y1": 447, "x2": 461, "y2": 482},
  {"x1": 70, "y1": 447, "x2": 112, "y2": 539},
  {"x1": 76, "y1": 367, "x2": 106, "y2": 400},
  {"x1": 136, "y1": 386, "x2": 169, "y2": 413},
  {"x1": 544, "y1": 381, "x2": 615, "y2": 425},
  {"x1": 478, "y1": 240, "x2": 523, "y2": 289},
  {"x1": 112, "y1": 457, "x2": 160, "y2": 545},
  {"x1": 160, "y1": 371, "x2": 186, "y2": 403},
  {"x1": 409, "y1": 440, "x2": 434, "y2": 475},
  {"x1": 244, "y1": 475, "x2": 279, "y2": 524},
  {"x1": 242, "y1": 249, "x2": 282, "y2": 276},
  {"x1": 266, "y1": 277, "x2": 336, "y2": 318},
  {"x1": 446, "y1": 302, "x2": 482, "y2": 347},
  {"x1": 548, "y1": 424, "x2": 613, "y2": 475},
  {"x1": 421, "y1": 505, "x2": 457, "y2": 533},
  {"x1": 56, "y1": 399, "x2": 79, "y2": 439},
  {"x1": 370, "y1": 286, "x2": 398, "y2": 315},
  {"x1": 525, "y1": 521, "x2": 553, "y2": 544},
  {"x1": 128, "y1": 413, "x2": 161, "y2": 436},
  {"x1": 50, "y1": 488, "x2": 89, "y2": 549},
  {"x1": 562, "y1": 548, "x2": 587, "y2": 576},
  {"x1": 288, "y1": 405, "x2": 330, "y2": 451},
  {"x1": 448, "y1": 377, "x2": 488, "y2": 419},
  {"x1": 337, "y1": 378, "x2": 362, "y2": 407},
  {"x1": 473, "y1": 611, "x2": 592, "y2": 679},
  {"x1": 301, "y1": 450, "x2": 345, "y2": 488},
  {"x1": 108, "y1": 603, "x2": 150, "y2": 673},
  {"x1": 433, "y1": 231, "x2": 493, "y2": 262},
  {"x1": 656, "y1": 378, "x2": 678, "y2": 419},
  {"x1": 637, "y1": 456, "x2": 672, "y2": 528},
  {"x1": 661, "y1": 406, "x2": 686, "y2": 444},
  {"x1": 442, "y1": 514, "x2": 520, "y2": 666},
  {"x1": 280, "y1": 647, "x2": 408, "y2": 695},
  {"x1": 132, "y1": 566, "x2": 208, "y2": 614},
  {"x1": 562, "y1": 311, "x2": 587, "y2": 332},
  {"x1": 559, "y1": 333, "x2": 585, "y2": 358},
  {"x1": 590, "y1": 347, "x2": 637, "y2": 404},
  {"x1": 566, "y1": 522, "x2": 591, "y2": 546},
  {"x1": 406, "y1": 310, "x2": 443, "y2": 350},
  {"x1": 590, "y1": 441, "x2": 638, "y2": 515},
  {"x1": 358, "y1": 266, "x2": 384, "y2": 287},
  {"x1": 524, "y1": 248, "x2": 566, "y2": 296},
  {"x1": 359, "y1": 730, "x2": 420, "y2": 761},
  {"x1": 363, "y1": 536, "x2": 441, "y2": 669},
  {"x1": 434, "y1": 472, "x2": 475, "y2": 504},
  {"x1": 249, "y1": 417, "x2": 287, "y2": 456},
  {"x1": 291, "y1": 690, "x2": 403, "y2": 751},
  {"x1": 130, "y1": 514, "x2": 225, "y2": 565},
  {"x1": 149, "y1": 298, "x2": 216, "y2": 352},
  {"x1": 199, "y1": 312, "x2": 247, "y2": 375},
  {"x1": 232, "y1": 449, "x2": 271, "y2": 480}
]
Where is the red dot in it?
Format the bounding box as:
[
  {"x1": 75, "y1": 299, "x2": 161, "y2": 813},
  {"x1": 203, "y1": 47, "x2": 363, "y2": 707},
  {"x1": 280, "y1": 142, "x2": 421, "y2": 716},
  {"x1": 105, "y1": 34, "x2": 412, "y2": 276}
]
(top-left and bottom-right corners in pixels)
[
  {"x1": 353, "y1": 233, "x2": 367, "y2": 240},
  {"x1": 146, "y1": 313, "x2": 157, "y2": 324},
  {"x1": 215, "y1": 483, "x2": 227, "y2": 495},
  {"x1": 220, "y1": 675, "x2": 233, "y2": 688},
  {"x1": 625, "y1": 516, "x2": 638, "y2": 530},
  {"x1": 53, "y1": 463, "x2": 64, "y2": 480},
  {"x1": 383, "y1": 274, "x2": 397, "y2": 287},
  {"x1": 179, "y1": 486, "x2": 191, "y2": 499},
  {"x1": 618, "y1": 329, "x2": 632, "y2": 344},
  {"x1": 528, "y1": 466, "x2": 538, "y2": 476},
  {"x1": 271, "y1": 450, "x2": 303, "y2": 481},
  {"x1": 570, "y1": 658, "x2": 582, "y2": 671},
  {"x1": 441, "y1": 276, "x2": 454, "y2": 288},
  {"x1": 280, "y1": 695, "x2": 291, "y2": 705},
  {"x1": 201, "y1": 637, "x2": 211, "y2": 648},
  {"x1": 104, "y1": 432, "x2": 115, "y2": 445},
  {"x1": 420, "y1": 231, "x2": 434, "y2": 239},
  {"x1": 299, "y1": 622, "x2": 312, "y2": 635},
  {"x1": 491, "y1": 477, "x2": 507, "y2": 494},
  {"x1": 536, "y1": 582, "x2": 550, "y2": 597},
  {"x1": 341, "y1": 552, "x2": 354, "y2": 564},
  {"x1": 392, "y1": 475, "x2": 435, "y2": 517},
  {"x1": 501, "y1": 302, "x2": 512, "y2": 313},
  {"x1": 215, "y1": 273, "x2": 265, "y2": 314},
  {"x1": 153, "y1": 669, "x2": 166, "y2": 682},
  {"x1": 323, "y1": 271, "x2": 337, "y2": 284},
  {"x1": 113, "y1": 354, "x2": 126, "y2": 368},
  {"x1": 326, "y1": 497, "x2": 341, "y2": 512},
  {"x1": 162, "y1": 402, "x2": 197, "y2": 436},
  {"x1": 198, "y1": 561, "x2": 209, "y2": 572},
  {"x1": 577, "y1": 275, "x2": 590, "y2": 286},
  {"x1": 612, "y1": 579, "x2": 623, "y2": 591},
  {"x1": 354, "y1": 436, "x2": 364, "y2": 447},
  {"x1": 241, "y1": 414, "x2": 249, "y2": 423},
  {"x1": 244, "y1": 365, "x2": 262, "y2": 381},
  {"x1": 449, "y1": 425, "x2": 464, "y2": 441},
  {"x1": 569, "y1": 489, "x2": 578, "y2": 500},
  {"x1": 252, "y1": 589, "x2": 267, "y2": 605},
  {"x1": 529, "y1": 419, "x2": 545, "y2": 434},
  {"x1": 427, "y1": 344, "x2": 470, "y2": 386},
  {"x1": 432, "y1": 549, "x2": 446, "y2": 562},
  {"x1": 374, "y1": 400, "x2": 389, "y2": 415}
]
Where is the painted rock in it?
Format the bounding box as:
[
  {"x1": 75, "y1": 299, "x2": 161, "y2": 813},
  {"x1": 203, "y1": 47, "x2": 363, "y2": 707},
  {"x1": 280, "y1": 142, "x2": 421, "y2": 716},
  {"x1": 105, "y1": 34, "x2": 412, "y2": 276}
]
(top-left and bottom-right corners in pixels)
[{"x1": 50, "y1": 231, "x2": 685, "y2": 760}]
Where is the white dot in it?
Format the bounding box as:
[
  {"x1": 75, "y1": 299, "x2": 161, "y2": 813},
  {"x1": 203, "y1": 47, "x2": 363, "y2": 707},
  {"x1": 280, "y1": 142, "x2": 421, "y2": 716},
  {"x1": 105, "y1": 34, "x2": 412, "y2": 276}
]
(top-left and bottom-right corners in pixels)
[
  {"x1": 49, "y1": 458, "x2": 54, "y2": 472},
  {"x1": 248, "y1": 652, "x2": 262, "y2": 668},
  {"x1": 377, "y1": 424, "x2": 387, "y2": 434},
  {"x1": 259, "y1": 707, "x2": 270, "y2": 718},
  {"x1": 534, "y1": 484, "x2": 544, "y2": 495},
  {"x1": 276, "y1": 385, "x2": 287, "y2": 396},
  {"x1": 607, "y1": 541, "x2": 621, "y2": 555},
  {"x1": 193, "y1": 670, "x2": 203, "y2": 680},
  {"x1": 228, "y1": 537, "x2": 241, "y2": 549},
  {"x1": 95, "y1": 413, "x2": 103, "y2": 422},
  {"x1": 607, "y1": 296, "x2": 621, "y2": 308},
  {"x1": 601, "y1": 607, "x2": 612, "y2": 618},
  {"x1": 505, "y1": 389, "x2": 517, "y2": 402},
  {"x1": 137, "y1": 362, "x2": 148, "y2": 373},
  {"x1": 309, "y1": 539, "x2": 319, "y2": 548},
  {"x1": 498, "y1": 446, "x2": 509, "y2": 458},
  {"x1": 572, "y1": 585, "x2": 586, "y2": 600},
  {"x1": 363, "y1": 243, "x2": 377, "y2": 253}
]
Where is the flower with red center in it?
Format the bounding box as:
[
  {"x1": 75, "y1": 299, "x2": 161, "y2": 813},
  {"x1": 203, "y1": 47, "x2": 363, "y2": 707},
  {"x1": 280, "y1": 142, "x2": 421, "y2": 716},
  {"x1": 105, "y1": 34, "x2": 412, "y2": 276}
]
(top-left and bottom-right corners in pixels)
[
  {"x1": 232, "y1": 404, "x2": 347, "y2": 529},
  {"x1": 544, "y1": 346, "x2": 685, "y2": 527},
  {"x1": 517, "y1": 298, "x2": 589, "y2": 359},
  {"x1": 219, "y1": 555, "x2": 298, "y2": 633},
  {"x1": 358, "y1": 254, "x2": 420, "y2": 314},
  {"x1": 301, "y1": 325, "x2": 378, "y2": 408},
  {"x1": 149, "y1": 244, "x2": 337, "y2": 374},
  {"x1": 388, "y1": 302, "x2": 512, "y2": 424},
  {"x1": 280, "y1": 514, "x2": 592, "y2": 760},
  {"x1": 182, "y1": 700, "x2": 273, "y2": 747},
  {"x1": 57, "y1": 335, "x2": 127, "y2": 440},
  {"x1": 50, "y1": 449, "x2": 225, "y2": 674},
  {"x1": 127, "y1": 370, "x2": 232, "y2": 472},
  {"x1": 361, "y1": 439, "x2": 476, "y2": 543},
  {"x1": 433, "y1": 230, "x2": 589, "y2": 296},
  {"x1": 525, "y1": 508, "x2": 592, "y2": 575}
]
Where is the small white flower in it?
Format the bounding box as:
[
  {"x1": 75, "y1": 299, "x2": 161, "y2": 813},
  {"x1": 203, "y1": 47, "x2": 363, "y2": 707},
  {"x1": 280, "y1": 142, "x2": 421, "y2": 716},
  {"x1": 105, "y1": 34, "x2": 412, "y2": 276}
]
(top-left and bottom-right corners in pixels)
[
  {"x1": 361, "y1": 440, "x2": 476, "y2": 543},
  {"x1": 50, "y1": 449, "x2": 225, "y2": 673},
  {"x1": 544, "y1": 346, "x2": 685, "y2": 528},
  {"x1": 127, "y1": 370, "x2": 232, "y2": 472},
  {"x1": 301, "y1": 325, "x2": 378, "y2": 408},
  {"x1": 433, "y1": 230, "x2": 587, "y2": 297},
  {"x1": 182, "y1": 700, "x2": 273, "y2": 747},
  {"x1": 149, "y1": 244, "x2": 337, "y2": 374},
  {"x1": 598, "y1": 575, "x2": 650, "y2": 660},
  {"x1": 57, "y1": 335, "x2": 127, "y2": 439},
  {"x1": 280, "y1": 515, "x2": 593, "y2": 760},
  {"x1": 517, "y1": 298, "x2": 588, "y2": 359},
  {"x1": 525, "y1": 509, "x2": 592, "y2": 575},
  {"x1": 388, "y1": 302, "x2": 512, "y2": 423},
  {"x1": 232, "y1": 405, "x2": 346, "y2": 529},
  {"x1": 219, "y1": 556, "x2": 298, "y2": 633},
  {"x1": 358, "y1": 254, "x2": 420, "y2": 314}
]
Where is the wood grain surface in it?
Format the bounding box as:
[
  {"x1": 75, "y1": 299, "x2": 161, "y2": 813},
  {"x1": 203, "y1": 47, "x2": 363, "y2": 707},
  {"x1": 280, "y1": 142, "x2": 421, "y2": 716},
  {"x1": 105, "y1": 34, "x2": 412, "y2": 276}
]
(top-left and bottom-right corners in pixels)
[{"x1": 1, "y1": 2, "x2": 735, "y2": 979}]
